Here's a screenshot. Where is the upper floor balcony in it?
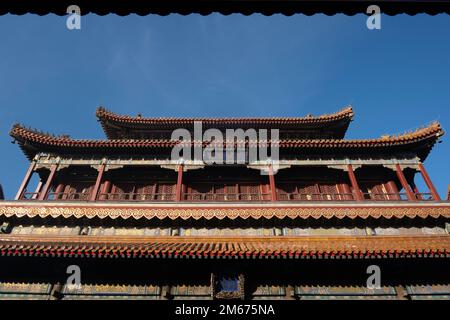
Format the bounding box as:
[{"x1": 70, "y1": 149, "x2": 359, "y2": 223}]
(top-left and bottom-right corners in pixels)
[{"x1": 13, "y1": 161, "x2": 446, "y2": 203}]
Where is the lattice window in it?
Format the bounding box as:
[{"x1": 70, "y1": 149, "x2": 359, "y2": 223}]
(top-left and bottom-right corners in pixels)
[
  {"x1": 214, "y1": 185, "x2": 226, "y2": 201},
  {"x1": 240, "y1": 183, "x2": 261, "y2": 201},
  {"x1": 59, "y1": 182, "x2": 93, "y2": 200},
  {"x1": 135, "y1": 184, "x2": 155, "y2": 201},
  {"x1": 319, "y1": 183, "x2": 339, "y2": 201},
  {"x1": 360, "y1": 181, "x2": 388, "y2": 200},
  {"x1": 156, "y1": 183, "x2": 175, "y2": 200},
  {"x1": 297, "y1": 184, "x2": 318, "y2": 200},
  {"x1": 276, "y1": 183, "x2": 294, "y2": 201}
]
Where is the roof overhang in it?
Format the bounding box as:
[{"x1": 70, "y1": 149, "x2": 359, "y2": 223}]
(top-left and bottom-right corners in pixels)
[
  {"x1": 0, "y1": 233, "x2": 448, "y2": 259},
  {"x1": 95, "y1": 107, "x2": 354, "y2": 140},
  {"x1": 9, "y1": 121, "x2": 444, "y2": 162}
]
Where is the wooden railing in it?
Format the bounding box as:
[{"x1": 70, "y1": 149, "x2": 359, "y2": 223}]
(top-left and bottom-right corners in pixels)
[
  {"x1": 47, "y1": 192, "x2": 90, "y2": 201},
  {"x1": 21, "y1": 192, "x2": 40, "y2": 200},
  {"x1": 98, "y1": 192, "x2": 176, "y2": 201},
  {"x1": 362, "y1": 192, "x2": 435, "y2": 201},
  {"x1": 183, "y1": 193, "x2": 271, "y2": 202},
  {"x1": 277, "y1": 193, "x2": 355, "y2": 201},
  {"x1": 19, "y1": 191, "x2": 440, "y2": 202}
]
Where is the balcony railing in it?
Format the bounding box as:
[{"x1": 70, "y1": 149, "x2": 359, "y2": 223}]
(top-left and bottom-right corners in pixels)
[
  {"x1": 98, "y1": 192, "x2": 176, "y2": 201},
  {"x1": 362, "y1": 192, "x2": 435, "y2": 201},
  {"x1": 19, "y1": 191, "x2": 438, "y2": 202},
  {"x1": 277, "y1": 193, "x2": 355, "y2": 201},
  {"x1": 183, "y1": 193, "x2": 271, "y2": 202},
  {"x1": 48, "y1": 192, "x2": 90, "y2": 201},
  {"x1": 21, "y1": 192, "x2": 40, "y2": 200},
  {"x1": 414, "y1": 193, "x2": 434, "y2": 201}
]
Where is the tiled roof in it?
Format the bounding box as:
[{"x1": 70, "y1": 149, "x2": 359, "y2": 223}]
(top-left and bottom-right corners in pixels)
[
  {"x1": 96, "y1": 106, "x2": 354, "y2": 126},
  {"x1": 1, "y1": 202, "x2": 449, "y2": 220},
  {"x1": 96, "y1": 107, "x2": 354, "y2": 139},
  {"x1": 0, "y1": 234, "x2": 448, "y2": 259},
  {"x1": 9, "y1": 122, "x2": 444, "y2": 160}
]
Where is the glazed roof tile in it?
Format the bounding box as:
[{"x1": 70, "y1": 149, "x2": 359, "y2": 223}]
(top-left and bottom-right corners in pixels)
[
  {"x1": 10, "y1": 121, "x2": 444, "y2": 160},
  {"x1": 96, "y1": 107, "x2": 355, "y2": 139},
  {"x1": 96, "y1": 106, "x2": 354, "y2": 126},
  {"x1": 0, "y1": 234, "x2": 448, "y2": 259}
]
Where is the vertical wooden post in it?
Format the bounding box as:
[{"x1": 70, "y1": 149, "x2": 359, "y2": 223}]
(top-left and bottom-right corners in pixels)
[
  {"x1": 347, "y1": 164, "x2": 364, "y2": 201},
  {"x1": 99, "y1": 180, "x2": 111, "y2": 201},
  {"x1": 418, "y1": 163, "x2": 441, "y2": 201},
  {"x1": 176, "y1": 164, "x2": 183, "y2": 202},
  {"x1": 15, "y1": 161, "x2": 36, "y2": 200},
  {"x1": 38, "y1": 164, "x2": 58, "y2": 201},
  {"x1": 90, "y1": 163, "x2": 106, "y2": 202},
  {"x1": 395, "y1": 164, "x2": 416, "y2": 201},
  {"x1": 32, "y1": 181, "x2": 43, "y2": 200},
  {"x1": 53, "y1": 183, "x2": 65, "y2": 200},
  {"x1": 268, "y1": 165, "x2": 277, "y2": 202},
  {"x1": 412, "y1": 184, "x2": 423, "y2": 200}
]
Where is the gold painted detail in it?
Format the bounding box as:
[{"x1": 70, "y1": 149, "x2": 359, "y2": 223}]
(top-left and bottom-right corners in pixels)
[{"x1": 1, "y1": 205, "x2": 450, "y2": 220}]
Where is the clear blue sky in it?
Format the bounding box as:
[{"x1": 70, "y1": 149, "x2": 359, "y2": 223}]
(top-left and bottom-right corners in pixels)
[{"x1": 0, "y1": 13, "x2": 449, "y2": 199}]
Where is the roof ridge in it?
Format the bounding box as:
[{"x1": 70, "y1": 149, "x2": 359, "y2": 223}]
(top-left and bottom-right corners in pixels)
[{"x1": 95, "y1": 105, "x2": 354, "y2": 122}]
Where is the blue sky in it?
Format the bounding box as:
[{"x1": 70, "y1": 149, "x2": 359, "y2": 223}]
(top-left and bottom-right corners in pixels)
[{"x1": 0, "y1": 13, "x2": 449, "y2": 199}]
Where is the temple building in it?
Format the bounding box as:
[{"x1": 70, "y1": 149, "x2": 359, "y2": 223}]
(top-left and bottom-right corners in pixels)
[{"x1": 0, "y1": 106, "x2": 449, "y2": 300}]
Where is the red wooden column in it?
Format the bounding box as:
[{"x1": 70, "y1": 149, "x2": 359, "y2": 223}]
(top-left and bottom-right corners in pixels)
[
  {"x1": 175, "y1": 164, "x2": 184, "y2": 202},
  {"x1": 268, "y1": 165, "x2": 277, "y2": 202},
  {"x1": 418, "y1": 163, "x2": 441, "y2": 201},
  {"x1": 99, "y1": 180, "x2": 111, "y2": 201},
  {"x1": 347, "y1": 164, "x2": 364, "y2": 201},
  {"x1": 15, "y1": 161, "x2": 36, "y2": 200},
  {"x1": 90, "y1": 163, "x2": 106, "y2": 202},
  {"x1": 53, "y1": 183, "x2": 65, "y2": 200},
  {"x1": 395, "y1": 164, "x2": 416, "y2": 201},
  {"x1": 31, "y1": 181, "x2": 43, "y2": 200},
  {"x1": 38, "y1": 164, "x2": 58, "y2": 201}
]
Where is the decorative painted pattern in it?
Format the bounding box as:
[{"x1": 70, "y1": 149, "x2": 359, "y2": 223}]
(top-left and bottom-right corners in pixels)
[{"x1": 1, "y1": 203, "x2": 450, "y2": 220}]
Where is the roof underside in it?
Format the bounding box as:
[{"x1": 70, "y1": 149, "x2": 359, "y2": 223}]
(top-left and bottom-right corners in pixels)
[
  {"x1": 96, "y1": 107, "x2": 355, "y2": 140},
  {"x1": 0, "y1": 234, "x2": 448, "y2": 259},
  {"x1": 9, "y1": 121, "x2": 444, "y2": 162},
  {"x1": 0, "y1": 1, "x2": 448, "y2": 16}
]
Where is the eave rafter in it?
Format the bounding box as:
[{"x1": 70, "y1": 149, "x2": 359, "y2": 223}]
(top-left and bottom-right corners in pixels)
[
  {"x1": 9, "y1": 121, "x2": 444, "y2": 161},
  {"x1": 0, "y1": 234, "x2": 448, "y2": 259}
]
